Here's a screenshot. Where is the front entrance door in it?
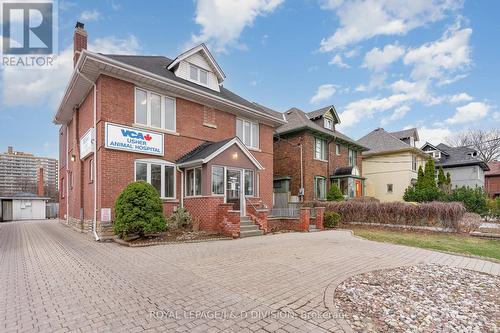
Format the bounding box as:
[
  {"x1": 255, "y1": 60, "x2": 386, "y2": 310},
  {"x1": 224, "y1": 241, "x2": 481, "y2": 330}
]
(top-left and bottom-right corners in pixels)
[
  {"x1": 226, "y1": 169, "x2": 245, "y2": 216},
  {"x1": 355, "y1": 180, "x2": 362, "y2": 197}
]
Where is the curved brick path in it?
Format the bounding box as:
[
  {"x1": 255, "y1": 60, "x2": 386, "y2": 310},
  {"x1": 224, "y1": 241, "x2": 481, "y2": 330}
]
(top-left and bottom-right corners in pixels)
[{"x1": 0, "y1": 220, "x2": 498, "y2": 332}]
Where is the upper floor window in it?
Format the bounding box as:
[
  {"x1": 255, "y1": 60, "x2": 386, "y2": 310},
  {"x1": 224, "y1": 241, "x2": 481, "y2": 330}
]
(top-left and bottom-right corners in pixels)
[
  {"x1": 135, "y1": 88, "x2": 176, "y2": 132},
  {"x1": 324, "y1": 118, "x2": 334, "y2": 130},
  {"x1": 236, "y1": 118, "x2": 259, "y2": 149},
  {"x1": 411, "y1": 155, "x2": 417, "y2": 171},
  {"x1": 135, "y1": 160, "x2": 175, "y2": 199},
  {"x1": 189, "y1": 64, "x2": 208, "y2": 86},
  {"x1": 335, "y1": 144, "x2": 341, "y2": 155},
  {"x1": 314, "y1": 137, "x2": 328, "y2": 161},
  {"x1": 348, "y1": 149, "x2": 357, "y2": 166}
]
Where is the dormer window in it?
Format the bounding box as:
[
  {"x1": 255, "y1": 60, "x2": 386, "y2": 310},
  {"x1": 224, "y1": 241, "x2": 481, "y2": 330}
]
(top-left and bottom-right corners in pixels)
[
  {"x1": 189, "y1": 64, "x2": 208, "y2": 86},
  {"x1": 324, "y1": 118, "x2": 334, "y2": 130}
]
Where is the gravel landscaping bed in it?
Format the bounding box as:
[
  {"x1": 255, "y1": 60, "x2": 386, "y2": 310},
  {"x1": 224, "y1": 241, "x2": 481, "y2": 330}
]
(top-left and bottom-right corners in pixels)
[{"x1": 334, "y1": 264, "x2": 499, "y2": 332}]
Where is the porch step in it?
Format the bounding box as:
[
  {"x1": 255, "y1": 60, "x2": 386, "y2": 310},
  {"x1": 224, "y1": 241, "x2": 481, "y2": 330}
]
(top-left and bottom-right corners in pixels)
[
  {"x1": 309, "y1": 225, "x2": 320, "y2": 232},
  {"x1": 240, "y1": 229, "x2": 264, "y2": 238},
  {"x1": 239, "y1": 217, "x2": 263, "y2": 238}
]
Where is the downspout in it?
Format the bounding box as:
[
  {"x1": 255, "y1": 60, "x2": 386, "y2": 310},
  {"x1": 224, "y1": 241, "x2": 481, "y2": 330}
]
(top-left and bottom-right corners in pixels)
[
  {"x1": 176, "y1": 167, "x2": 184, "y2": 208},
  {"x1": 66, "y1": 124, "x2": 69, "y2": 225},
  {"x1": 76, "y1": 68, "x2": 99, "y2": 241}
]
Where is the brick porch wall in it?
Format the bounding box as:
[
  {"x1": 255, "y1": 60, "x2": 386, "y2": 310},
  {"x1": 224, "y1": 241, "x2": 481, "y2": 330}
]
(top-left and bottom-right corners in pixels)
[{"x1": 184, "y1": 196, "x2": 225, "y2": 232}]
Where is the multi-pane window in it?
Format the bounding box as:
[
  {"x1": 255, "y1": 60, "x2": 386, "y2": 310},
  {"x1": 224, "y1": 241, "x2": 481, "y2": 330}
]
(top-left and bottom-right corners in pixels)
[
  {"x1": 412, "y1": 155, "x2": 417, "y2": 171},
  {"x1": 135, "y1": 160, "x2": 175, "y2": 199},
  {"x1": 324, "y1": 118, "x2": 333, "y2": 130},
  {"x1": 244, "y1": 170, "x2": 254, "y2": 196},
  {"x1": 314, "y1": 138, "x2": 328, "y2": 161},
  {"x1": 348, "y1": 149, "x2": 357, "y2": 166},
  {"x1": 135, "y1": 88, "x2": 176, "y2": 131},
  {"x1": 189, "y1": 64, "x2": 208, "y2": 85},
  {"x1": 212, "y1": 166, "x2": 224, "y2": 195},
  {"x1": 236, "y1": 118, "x2": 259, "y2": 149},
  {"x1": 186, "y1": 167, "x2": 202, "y2": 196},
  {"x1": 314, "y1": 177, "x2": 326, "y2": 200}
]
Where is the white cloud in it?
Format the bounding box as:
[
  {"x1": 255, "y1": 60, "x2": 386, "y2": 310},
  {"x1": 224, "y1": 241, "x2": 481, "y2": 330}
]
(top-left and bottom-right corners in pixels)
[
  {"x1": 381, "y1": 105, "x2": 410, "y2": 125},
  {"x1": 445, "y1": 102, "x2": 490, "y2": 125},
  {"x1": 418, "y1": 126, "x2": 452, "y2": 145},
  {"x1": 449, "y1": 92, "x2": 473, "y2": 103},
  {"x1": 189, "y1": 0, "x2": 283, "y2": 52},
  {"x1": 403, "y1": 25, "x2": 472, "y2": 83},
  {"x1": 310, "y1": 84, "x2": 337, "y2": 104},
  {"x1": 319, "y1": 0, "x2": 462, "y2": 52},
  {"x1": 329, "y1": 54, "x2": 350, "y2": 68},
  {"x1": 363, "y1": 43, "x2": 405, "y2": 71},
  {"x1": 79, "y1": 9, "x2": 102, "y2": 22},
  {"x1": 1, "y1": 35, "x2": 140, "y2": 108}
]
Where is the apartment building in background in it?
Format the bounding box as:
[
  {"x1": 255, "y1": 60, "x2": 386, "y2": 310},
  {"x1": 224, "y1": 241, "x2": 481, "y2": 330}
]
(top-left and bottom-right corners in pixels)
[{"x1": 0, "y1": 146, "x2": 58, "y2": 198}]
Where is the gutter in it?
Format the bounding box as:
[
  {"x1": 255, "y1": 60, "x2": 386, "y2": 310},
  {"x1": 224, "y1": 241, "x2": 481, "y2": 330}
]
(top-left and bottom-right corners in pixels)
[
  {"x1": 176, "y1": 166, "x2": 184, "y2": 208},
  {"x1": 76, "y1": 68, "x2": 100, "y2": 241}
]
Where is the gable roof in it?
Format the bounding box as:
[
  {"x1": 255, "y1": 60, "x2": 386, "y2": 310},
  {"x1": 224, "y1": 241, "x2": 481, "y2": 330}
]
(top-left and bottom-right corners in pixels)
[
  {"x1": 427, "y1": 143, "x2": 489, "y2": 170},
  {"x1": 306, "y1": 105, "x2": 340, "y2": 123},
  {"x1": 358, "y1": 128, "x2": 425, "y2": 156},
  {"x1": 486, "y1": 161, "x2": 500, "y2": 176},
  {"x1": 275, "y1": 107, "x2": 367, "y2": 150},
  {"x1": 176, "y1": 137, "x2": 263, "y2": 170},
  {"x1": 390, "y1": 128, "x2": 419, "y2": 141},
  {"x1": 421, "y1": 142, "x2": 449, "y2": 156},
  {"x1": 167, "y1": 43, "x2": 226, "y2": 82}
]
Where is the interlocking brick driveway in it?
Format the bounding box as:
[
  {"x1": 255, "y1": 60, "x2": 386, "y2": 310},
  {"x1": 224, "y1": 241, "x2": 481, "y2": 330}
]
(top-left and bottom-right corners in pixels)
[{"x1": 1, "y1": 220, "x2": 498, "y2": 333}]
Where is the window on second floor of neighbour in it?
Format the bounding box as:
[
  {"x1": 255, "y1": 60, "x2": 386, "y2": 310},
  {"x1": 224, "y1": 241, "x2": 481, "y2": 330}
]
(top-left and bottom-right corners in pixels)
[
  {"x1": 314, "y1": 137, "x2": 328, "y2": 161},
  {"x1": 314, "y1": 176, "x2": 326, "y2": 200},
  {"x1": 348, "y1": 149, "x2": 357, "y2": 166},
  {"x1": 135, "y1": 88, "x2": 176, "y2": 132},
  {"x1": 335, "y1": 143, "x2": 341, "y2": 155},
  {"x1": 189, "y1": 64, "x2": 208, "y2": 86},
  {"x1": 236, "y1": 118, "x2": 259, "y2": 149},
  {"x1": 411, "y1": 155, "x2": 417, "y2": 171},
  {"x1": 324, "y1": 117, "x2": 334, "y2": 130}
]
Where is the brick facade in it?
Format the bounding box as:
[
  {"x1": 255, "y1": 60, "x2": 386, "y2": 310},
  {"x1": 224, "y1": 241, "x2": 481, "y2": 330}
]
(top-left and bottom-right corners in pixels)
[
  {"x1": 485, "y1": 175, "x2": 500, "y2": 198},
  {"x1": 273, "y1": 130, "x2": 363, "y2": 202}
]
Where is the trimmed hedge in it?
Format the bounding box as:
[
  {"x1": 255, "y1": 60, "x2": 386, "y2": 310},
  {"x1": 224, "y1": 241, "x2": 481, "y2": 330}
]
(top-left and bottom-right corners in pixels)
[
  {"x1": 324, "y1": 211, "x2": 341, "y2": 228},
  {"x1": 305, "y1": 201, "x2": 466, "y2": 230}
]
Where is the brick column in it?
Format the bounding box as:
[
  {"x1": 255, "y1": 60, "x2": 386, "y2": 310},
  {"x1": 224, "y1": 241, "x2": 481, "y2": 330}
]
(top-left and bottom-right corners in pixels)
[
  {"x1": 300, "y1": 207, "x2": 310, "y2": 232},
  {"x1": 315, "y1": 207, "x2": 325, "y2": 230}
]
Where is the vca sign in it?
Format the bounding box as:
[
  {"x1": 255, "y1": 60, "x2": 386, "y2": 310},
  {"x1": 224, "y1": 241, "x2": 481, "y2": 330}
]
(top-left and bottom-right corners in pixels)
[{"x1": 105, "y1": 122, "x2": 164, "y2": 156}]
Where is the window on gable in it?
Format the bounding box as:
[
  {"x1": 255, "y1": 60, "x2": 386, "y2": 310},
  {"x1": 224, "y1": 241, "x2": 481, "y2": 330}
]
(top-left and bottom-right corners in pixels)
[
  {"x1": 189, "y1": 64, "x2": 208, "y2": 86},
  {"x1": 135, "y1": 88, "x2": 176, "y2": 132},
  {"x1": 314, "y1": 138, "x2": 327, "y2": 161},
  {"x1": 236, "y1": 118, "x2": 259, "y2": 149},
  {"x1": 324, "y1": 118, "x2": 333, "y2": 130}
]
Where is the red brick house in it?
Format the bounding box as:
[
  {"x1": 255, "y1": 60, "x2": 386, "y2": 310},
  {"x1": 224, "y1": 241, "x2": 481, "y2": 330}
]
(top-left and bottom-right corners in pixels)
[
  {"x1": 273, "y1": 107, "x2": 367, "y2": 203},
  {"x1": 54, "y1": 23, "x2": 285, "y2": 239},
  {"x1": 485, "y1": 161, "x2": 500, "y2": 198}
]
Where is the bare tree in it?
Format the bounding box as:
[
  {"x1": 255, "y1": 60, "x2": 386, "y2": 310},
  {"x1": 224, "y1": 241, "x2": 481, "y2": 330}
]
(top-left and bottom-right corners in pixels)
[{"x1": 446, "y1": 129, "x2": 500, "y2": 163}]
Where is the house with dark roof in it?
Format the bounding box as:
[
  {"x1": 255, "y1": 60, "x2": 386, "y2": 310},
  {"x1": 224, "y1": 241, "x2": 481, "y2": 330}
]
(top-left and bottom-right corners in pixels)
[
  {"x1": 485, "y1": 161, "x2": 500, "y2": 198},
  {"x1": 358, "y1": 128, "x2": 427, "y2": 202},
  {"x1": 273, "y1": 106, "x2": 367, "y2": 203},
  {"x1": 54, "y1": 22, "x2": 286, "y2": 239},
  {"x1": 421, "y1": 143, "x2": 489, "y2": 188}
]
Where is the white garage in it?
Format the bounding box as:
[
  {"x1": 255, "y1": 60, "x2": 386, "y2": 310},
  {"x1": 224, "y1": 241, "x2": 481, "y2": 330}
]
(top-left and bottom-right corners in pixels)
[{"x1": 0, "y1": 193, "x2": 49, "y2": 222}]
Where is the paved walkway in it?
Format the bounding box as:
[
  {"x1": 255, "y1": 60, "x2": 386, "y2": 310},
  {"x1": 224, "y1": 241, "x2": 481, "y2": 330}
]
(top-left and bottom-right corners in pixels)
[{"x1": 0, "y1": 220, "x2": 498, "y2": 333}]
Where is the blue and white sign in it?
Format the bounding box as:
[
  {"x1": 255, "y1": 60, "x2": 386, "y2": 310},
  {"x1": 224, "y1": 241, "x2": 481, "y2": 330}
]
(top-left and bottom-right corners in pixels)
[{"x1": 105, "y1": 123, "x2": 164, "y2": 156}]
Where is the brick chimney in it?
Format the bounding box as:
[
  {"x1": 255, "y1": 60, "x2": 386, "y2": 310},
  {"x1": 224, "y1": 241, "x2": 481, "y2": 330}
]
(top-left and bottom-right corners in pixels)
[
  {"x1": 37, "y1": 167, "x2": 44, "y2": 197},
  {"x1": 73, "y1": 21, "x2": 87, "y2": 67}
]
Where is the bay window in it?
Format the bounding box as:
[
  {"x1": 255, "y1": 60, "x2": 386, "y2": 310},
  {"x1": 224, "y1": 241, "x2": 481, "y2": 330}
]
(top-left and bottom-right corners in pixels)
[
  {"x1": 135, "y1": 88, "x2": 176, "y2": 132},
  {"x1": 314, "y1": 137, "x2": 328, "y2": 161},
  {"x1": 135, "y1": 160, "x2": 175, "y2": 199},
  {"x1": 236, "y1": 118, "x2": 259, "y2": 149},
  {"x1": 186, "y1": 167, "x2": 202, "y2": 196}
]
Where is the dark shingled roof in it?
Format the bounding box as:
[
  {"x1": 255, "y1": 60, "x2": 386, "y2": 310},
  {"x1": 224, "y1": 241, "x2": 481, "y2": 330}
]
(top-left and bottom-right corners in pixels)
[
  {"x1": 432, "y1": 143, "x2": 489, "y2": 170},
  {"x1": 358, "y1": 128, "x2": 418, "y2": 154},
  {"x1": 389, "y1": 128, "x2": 419, "y2": 141},
  {"x1": 0, "y1": 192, "x2": 49, "y2": 199},
  {"x1": 176, "y1": 138, "x2": 233, "y2": 164},
  {"x1": 275, "y1": 107, "x2": 366, "y2": 150},
  {"x1": 331, "y1": 166, "x2": 354, "y2": 176},
  {"x1": 100, "y1": 54, "x2": 283, "y2": 122}
]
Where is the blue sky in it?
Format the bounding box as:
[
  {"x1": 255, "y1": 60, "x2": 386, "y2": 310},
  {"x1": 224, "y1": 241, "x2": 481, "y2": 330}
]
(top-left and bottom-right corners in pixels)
[{"x1": 1, "y1": 0, "x2": 499, "y2": 159}]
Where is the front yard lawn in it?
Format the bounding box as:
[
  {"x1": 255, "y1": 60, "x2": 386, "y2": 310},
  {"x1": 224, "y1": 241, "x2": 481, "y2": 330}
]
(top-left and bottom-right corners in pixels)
[{"x1": 351, "y1": 227, "x2": 500, "y2": 261}]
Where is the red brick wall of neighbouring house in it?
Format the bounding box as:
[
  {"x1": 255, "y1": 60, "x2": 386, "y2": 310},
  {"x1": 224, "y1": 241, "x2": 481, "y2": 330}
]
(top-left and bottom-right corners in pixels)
[
  {"x1": 485, "y1": 175, "x2": 500, "y2": 198},
  {"x1": 273, "y1": 131, "x2": 363, "y2": 202},
  {"x1": 59, "y1": 74, "x2": 275, "y2": 234}
]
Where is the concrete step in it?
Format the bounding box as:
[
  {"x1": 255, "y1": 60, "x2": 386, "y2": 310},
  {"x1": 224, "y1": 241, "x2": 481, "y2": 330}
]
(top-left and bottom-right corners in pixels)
[
  {"x1": 240, "y1": 229, "x2": 264, "y2": 238},
  {"x1": 309, "y1": 225, "x2": 320, "y2": 232},
  {"x1": 240, "y1": 224, "x2": 260, "y2": 231}
]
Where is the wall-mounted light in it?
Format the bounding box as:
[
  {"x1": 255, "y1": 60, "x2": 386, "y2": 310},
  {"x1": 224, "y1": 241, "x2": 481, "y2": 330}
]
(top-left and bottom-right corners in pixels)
[
  {"x1": 232, "y1": 152, "x2": 238, "y2": 160},
  {"x1": 71, "y1": 155, "x2": 76, "y2": 162}
]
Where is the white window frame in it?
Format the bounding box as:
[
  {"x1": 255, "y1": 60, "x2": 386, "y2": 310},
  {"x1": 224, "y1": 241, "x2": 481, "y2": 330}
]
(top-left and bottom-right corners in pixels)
[
  {"x1": 411, "y1": 155, "x2": 417, "y2": 171},
  {"x1": 387, "y1": 184, "x2": 393, "y2": 193},
  {"x1": 348, "y1": 149, "x2": 357, "y2": 166},
  {"x1": 314, "y1": 137, "x2": 328, "y2": 161},
  {"x1": 314, "y1": 176, "x2": 327, "y2": 200},
  {"x1": 211, "y1": 165, "x2": 225, "y2": 196},
  {"x1": 134, "y1": 159, "x2": 176, "y2": 200},
  {"x1": 335, "y1": 143, "x2": 340, "y2": 156},
  {"x1": 189, "y1": 64, "x2": 209, "y2": 86},
  {"x1": 134, "y1": 87, "x2": 176, "y2": 133},
  {"x1": 244, "y1": 169, "x2": 255, "y2": 197},
  {"x1": 185, "y1": 166, "x2": 202, "y2": 197},
  {"x1": 89, "y1": 158, "x2": 93, "y2": 183},
  {"x1": 324, "y1": 118, "x2": 333, "y2": 130},
  {"x1": 236, "y1": 118, "x2": 259, "y2": 149}
]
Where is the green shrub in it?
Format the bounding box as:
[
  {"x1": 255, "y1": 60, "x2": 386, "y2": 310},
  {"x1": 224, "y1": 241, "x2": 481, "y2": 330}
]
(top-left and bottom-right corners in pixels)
[
  {"x1": 327, "y1": 184, "x2": 344, "y2": 201},
  {"x1": 113, "y1": 181, "x2": 167, "y2": 238},
  {"x1": 445, "y1": 186, "x2": 488, "y2": 215},
  {"x1": 324, "y1": 211, "x2": 341, "y2": 228},
  {"x1": 167, "y1": 207, "x2": 193, "y2": 230},
  {"x1": 404, "y1": 157, "x2": 443, "y2": 202},
  {"x1": 487, "y1": 197, "x2": 500, "y2": 220}
]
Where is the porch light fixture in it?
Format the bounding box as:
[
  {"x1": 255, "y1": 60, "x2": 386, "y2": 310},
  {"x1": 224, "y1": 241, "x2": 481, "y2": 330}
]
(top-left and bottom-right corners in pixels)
[
  {"x1": 232, "y1": 152, "x2": 238, "y2": 160},
  {"x1": 71, "y1": 154, "x2": 76, "y2": 162}
]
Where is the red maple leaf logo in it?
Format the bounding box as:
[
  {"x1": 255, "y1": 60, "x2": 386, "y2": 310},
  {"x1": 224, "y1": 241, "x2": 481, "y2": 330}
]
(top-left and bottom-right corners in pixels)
[{"x1": 144, "y1": 134, "x2": 152, "y2": 141}]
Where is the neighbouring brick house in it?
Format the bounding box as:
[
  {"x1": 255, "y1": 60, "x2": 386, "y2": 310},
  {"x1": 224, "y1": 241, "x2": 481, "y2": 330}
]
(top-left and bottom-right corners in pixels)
[
  {"x1": 54, "y1": 22, "x2": 286, "y2": 239},
  {"x1": 273, "y1": 106, "x2": 367, "y2": 204},
  {"x1": 485, "y1": 161, "x2": 500, "y2": 198}
]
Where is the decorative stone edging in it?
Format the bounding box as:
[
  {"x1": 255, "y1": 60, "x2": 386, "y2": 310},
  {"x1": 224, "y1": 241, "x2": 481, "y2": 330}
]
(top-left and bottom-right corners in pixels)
[{"x1": 113, "y1": 236, "x2": 232, "y2": 247}]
